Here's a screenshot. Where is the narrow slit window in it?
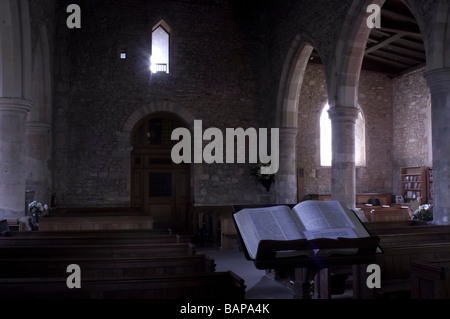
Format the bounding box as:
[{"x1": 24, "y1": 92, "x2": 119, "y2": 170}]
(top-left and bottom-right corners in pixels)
[{"x1": 151, "y1": 26, "x2": 170, "y2": 74}]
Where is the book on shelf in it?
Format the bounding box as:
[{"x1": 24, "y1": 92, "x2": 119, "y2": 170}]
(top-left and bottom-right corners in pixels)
[{"x1": 233, "y1": 200, "x2": 380, "y2": 260}]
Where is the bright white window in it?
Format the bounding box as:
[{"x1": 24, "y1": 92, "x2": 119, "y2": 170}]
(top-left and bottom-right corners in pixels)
[
  {"x1": 151, "y1": 25, "x2": 170, "y2": 74},
  {"x1": 320, "y1": 104, "x2": 333, "y2": 167},
  {"x1": 320, "y1": 103, "x2": 366, "y2": 167}
]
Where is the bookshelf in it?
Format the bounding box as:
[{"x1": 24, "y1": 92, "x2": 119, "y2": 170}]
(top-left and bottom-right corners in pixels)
[
  {"x1": 400, "y1": 166, "x2": 430, "y2": 205},
  {"x1": 428, "y1": 168, "x2": 433, "y2": 204}
]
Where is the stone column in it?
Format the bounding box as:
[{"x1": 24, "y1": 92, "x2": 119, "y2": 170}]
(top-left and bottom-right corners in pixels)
[
  {"x1": 276, "y1": 127, "x2": 298, "y2": 204},
  {"x1": 25, "y1": 122, "x2": 52, "y2": 207},
  {"x1": 0, "y1": 98, "x2": 32, "y2": 220},
  {"x1": 328, "y1": 107, "x2": 359, "y2": 209},
  {"x1": 424, "y1": 68, "x2": 450, "y2": 225}
]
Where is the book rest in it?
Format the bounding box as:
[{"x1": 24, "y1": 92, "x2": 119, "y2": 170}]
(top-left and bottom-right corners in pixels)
[{"x1": 250, "y1": 237, "x2": 381, "y2": 299}]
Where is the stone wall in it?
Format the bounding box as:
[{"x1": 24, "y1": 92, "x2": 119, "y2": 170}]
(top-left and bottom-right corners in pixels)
[
  {"x1": 263, "y1": 0, "x2": 353, "y2": 124},
  {"x1": 392, "y1": 67, "x2": 432, "y2": 196},
  {"x1": 49, "y1": 0, "x2": 434, "y2": 208},
  {"x1": 296, "y1": 63, "x2": 394, "y2": 197},
  {"x1": 52, "y1": 0, "x2": 275, "y2": 207}
]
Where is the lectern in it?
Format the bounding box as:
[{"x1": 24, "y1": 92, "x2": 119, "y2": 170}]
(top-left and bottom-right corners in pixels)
[{"x1": 235, "y1": 219, "x2": 381, "y2": 299}]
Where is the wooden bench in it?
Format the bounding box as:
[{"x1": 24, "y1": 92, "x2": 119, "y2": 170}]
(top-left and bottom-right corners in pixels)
[
  {"x1": 364, "y1": 221, "x2": 450, "y2": 235},
  {"x1": 379, "y1": 231, "x2": 450, "y2": 247},
  {"x1": 0, "y1": 234, "x2": 183, "y2": 246},
  {"x1": 38, "y1": 215, "x2": 154, "y2": 231},
  {"x1": 360, "y1": 206, "x2": 411, "y2": 222},
  {"x1": 307, "y1": 193, "x2": 393, "y2": 206},
  {"x1": 410, "y1": 258, "x2": 450, "y2": 299},
  {"x1": 0, "y1": 271, "x2": 246, "y2": 299},
  {"x1": 50, "y1": 207, "x2": 143, "y2": 214},
  {"x1": 1, "y1": 229, "x2": 170, "y2": 238},
  {"x1": 0, "y1": 242, "x2": 197, "y2": 259},
  {"x1": 319, "y1": 223, "x2": 450, "y2": 298},
  {"x1": 374, "y1": 242, "x2": 450, "y2": 298},
  {"x1": 0, "y1": 254, "x2": 216, "y2": 279}
]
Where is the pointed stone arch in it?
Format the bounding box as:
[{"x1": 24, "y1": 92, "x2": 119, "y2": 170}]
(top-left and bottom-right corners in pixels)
[
  {"x1": 275, "y1": 33, "x2": 325, "y2": 204},
  {"x1": 0, "y1": 0, "x2": 34, "y2": 219},
  {"x1": 0, "y1": 0, "x2": 32, "y2": 100},
  {"x1": 25, "y1": 25, "x2": 53, "y2": 206},
  {"x1": 276, "y1": 33, "x2": 320, "y2": 128}
]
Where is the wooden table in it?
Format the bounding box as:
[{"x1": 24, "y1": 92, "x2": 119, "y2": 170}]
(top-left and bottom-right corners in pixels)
[{"x1": 357, "y1": 205, "x2": 411, "y2": 222}]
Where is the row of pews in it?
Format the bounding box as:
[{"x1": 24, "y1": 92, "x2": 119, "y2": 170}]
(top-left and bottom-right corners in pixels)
[
  {"x1": 321, "y1": 220, "x2": 450, "y2": 299},
  {"x1": 0, "y1": 207, "x2": 246, "y2": 299},
  {"x1": 368, "y1": 221, "x2": 450, "y2": 298}
]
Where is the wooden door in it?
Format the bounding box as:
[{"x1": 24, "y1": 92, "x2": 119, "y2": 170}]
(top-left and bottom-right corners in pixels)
[
  {"x1": 142, "y1": 167, "x2": 189, "y2": 228},
  {"x1": 130, "y1": 114, "x2": 191, "y2": 229},
  {"x1": 131, "y1": 161, "x2": 190, "y2": 229}
]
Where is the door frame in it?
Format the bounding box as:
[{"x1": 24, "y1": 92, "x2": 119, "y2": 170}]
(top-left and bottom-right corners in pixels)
[{"x1": 129, "y1": 113, "x2": 192, "y2": 230}]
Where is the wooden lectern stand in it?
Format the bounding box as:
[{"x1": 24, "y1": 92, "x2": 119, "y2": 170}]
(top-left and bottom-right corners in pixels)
[{"x1": 239, "y1": 233, "x2": 381, "y2": 299}]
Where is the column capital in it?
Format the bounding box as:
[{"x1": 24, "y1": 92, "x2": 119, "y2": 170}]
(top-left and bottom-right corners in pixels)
[
  {"x1": 278, "y1": 127, "x2": 298, "y2": 139},
  {"x1": 26, "y1": 122, "x2": 51, "y2": 132},
  {"x1": 424, "y1": 68, "x2": 450, "y2": 93},
  {"x1": 0, "y1": 98, "x2": 33, "y2": 113},
  {"x1": 328, "y1": 107, "x2": 360, "y2": 124}
]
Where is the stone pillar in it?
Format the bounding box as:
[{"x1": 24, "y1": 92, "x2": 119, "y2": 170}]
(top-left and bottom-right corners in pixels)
[
  {"x1": 0, "y1": 98, "x2": 32, "y2": 220},
  {"x1": 276, "y1": 127, "x2": 298, "y2": 204},
  {"x1": 328, "y1": 107, "x2": 359, "y2": 209},
  {"x1": 25, "y1": 122, "x2": 52, "y2": 207},
  {"x1": 424, "y1": 68, "x2": 450, "y2": 225}
]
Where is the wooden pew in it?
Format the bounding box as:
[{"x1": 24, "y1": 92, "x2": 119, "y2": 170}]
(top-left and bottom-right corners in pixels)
[
  {"x1": 0, "y1": 242, "x2": 197, "y2": 259},
  {"x1": 0, "y1": 234, "x2": 182, "y2": 246},
  {"x1": 379, "y1": 231, "x2": 450, "y2": 247},
  {"x1": 1, "y1": 229, "x2": 170, "y2": 238},
  {"x1": 321, "y1": 223, "x2": 450, "y2": 298},
  {"x1": 0, "y1": 271, "x2": 246, "y2": 299},
  {"x1": 374, "y1": 242, "x2": 450, "y2": 298},
  {"x1": 50, "y1": 206, "x2": 143, "y2": 214},
  {"x1": 38, "y1": 215, "x2": 154, "y2": 231},
  {"x1": 365, "y1": 221, "x2": 450, "y2": 235},
  {"x1": 410, "y1": 258, "x2": 450, "y2": 299},
  {"x1": 0, "y1": 254, "x2": 216, "y2": 278}
]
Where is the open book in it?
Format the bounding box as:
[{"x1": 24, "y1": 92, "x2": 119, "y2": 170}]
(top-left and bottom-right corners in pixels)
[{"x1": 233, "y1": 200, "x2": 377, "y2": 260}]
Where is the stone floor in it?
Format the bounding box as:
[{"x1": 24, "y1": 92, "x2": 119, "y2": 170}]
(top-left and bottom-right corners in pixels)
[{"x1": 198, "y1": 247, "x2": 354, "y2": 300}]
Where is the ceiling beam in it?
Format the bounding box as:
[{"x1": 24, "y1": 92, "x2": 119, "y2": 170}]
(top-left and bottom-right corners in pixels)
[
  {"x1": 372, "y1": 49, "x2": 424, "y2": 65},
  {"x1": 365, "y1": 33, "x2": 406, "y2": 55},
  {"x1": 383, "y1": 43, "x2": 426, "y2": 60},
  {"x1": 364, "y1": 54, "x2": 411, "y2": 69},
  {"x1": 377, "y1": 27, "x2": 422, "y2": 37},
  {"x1": 382, "y1": 9, "x2": 417, "y2": 24}
]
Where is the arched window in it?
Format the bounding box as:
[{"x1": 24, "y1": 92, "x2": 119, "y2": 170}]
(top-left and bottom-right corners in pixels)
[
  {"x1": 320, "y1": 104, "x2": 366, "y2": 167},
  {"x1": 151, "y1": 20, "x2": 171, "y2": 74}
]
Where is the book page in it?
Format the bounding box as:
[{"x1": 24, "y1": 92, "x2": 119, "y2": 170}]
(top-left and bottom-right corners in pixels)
[
  {"x1": 233, "y1": 206, "x2": 304, "y2": 259},
  {"x1": 304, "y1": 227, "x2": 357, "y2": 240},
  {"x1": 293, "y1": 201, "x2": 354, "y2": 231}
]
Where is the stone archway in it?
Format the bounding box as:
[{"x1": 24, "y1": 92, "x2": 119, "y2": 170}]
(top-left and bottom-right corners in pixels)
[
  {"x1": 25, "y1": 26, "x2": 53, "y2": 208},
  {"x1": 0, "y1": 0, "x2": 33, "y2": 219},
  {"x1": 120, "y1": 101, "x2": 195, "y2": 229},
  {"x1": 325, "y1": 0, "x2": 384, "y2": 208},
  {"x1": 275, "y1": 33, "x2": 322, "y2": 204}
]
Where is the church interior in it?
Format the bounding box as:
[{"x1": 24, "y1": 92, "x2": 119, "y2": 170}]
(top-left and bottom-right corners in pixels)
[{"x1": 1, "y1": 0, "x2": 450, "y2": 302}]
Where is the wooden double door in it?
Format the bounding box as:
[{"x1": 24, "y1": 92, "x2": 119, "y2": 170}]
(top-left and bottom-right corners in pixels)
[{"x1": 131, "y1": 152, "x2": 190, "y2": 229}]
